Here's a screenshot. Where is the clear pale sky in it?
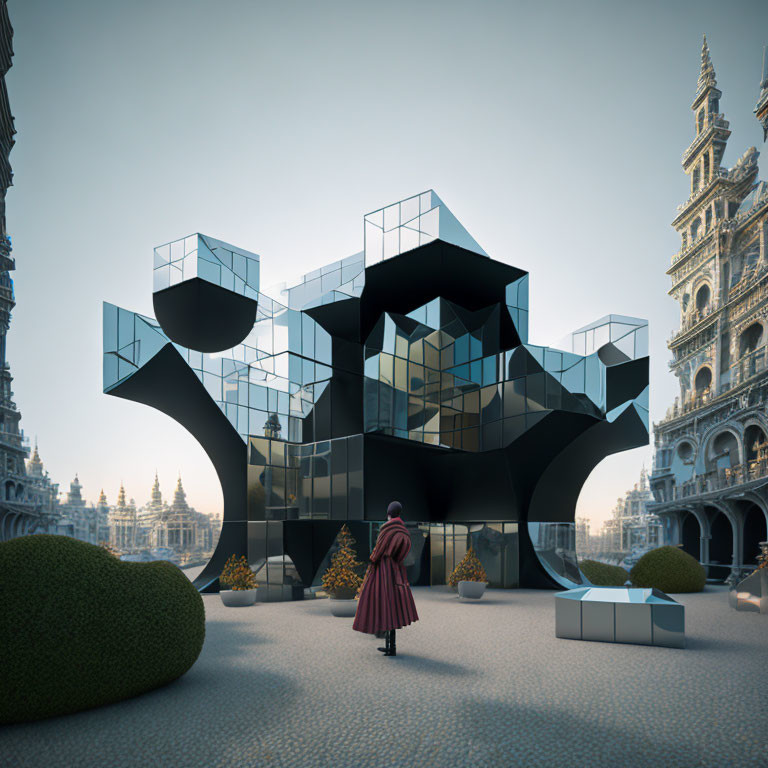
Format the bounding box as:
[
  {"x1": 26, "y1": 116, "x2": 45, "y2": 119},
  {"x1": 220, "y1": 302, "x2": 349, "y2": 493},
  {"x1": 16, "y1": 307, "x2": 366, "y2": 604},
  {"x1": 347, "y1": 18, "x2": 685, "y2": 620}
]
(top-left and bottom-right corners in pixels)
[{"x1": 5, "y1": 0, "x2": 768, "y2": 525}]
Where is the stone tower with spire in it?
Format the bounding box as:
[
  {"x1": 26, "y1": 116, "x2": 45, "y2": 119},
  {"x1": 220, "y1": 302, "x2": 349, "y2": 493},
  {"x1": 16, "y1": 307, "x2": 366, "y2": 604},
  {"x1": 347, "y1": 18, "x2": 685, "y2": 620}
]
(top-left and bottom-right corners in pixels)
[
  {"x1": 57, "y1": 474, "x2": 90, "y2": 542},
  {"x1": 136, "y1": 471, "x2": 164, "y2": 548},
  {"x1": 151, "y1": 474, "x2": 196, "y2": 553},
  {"x1": 756, "y1": 46, "x2": 768, "y2": 142},
  {"x1": 0, "y1": 1, "x2": 55, "y2": 541},
  {"x1": 650, "y1": 37, "x2": 768, "y2": 580},
  {"x1": 166, "y1": 475, "x2": 195, "y2": 552},
  {"x1": 96, "y1": 489, "x2": 110, "y2": 543},
  {"x1": 109, "y1": 483, "x2": 137, "y2": 552},
  {"x1": 21, "y1": 441, "x2": 58, "y2": 524},
  {"x1": 151, "y1": 472, "x2": 163, "y2": 509}
]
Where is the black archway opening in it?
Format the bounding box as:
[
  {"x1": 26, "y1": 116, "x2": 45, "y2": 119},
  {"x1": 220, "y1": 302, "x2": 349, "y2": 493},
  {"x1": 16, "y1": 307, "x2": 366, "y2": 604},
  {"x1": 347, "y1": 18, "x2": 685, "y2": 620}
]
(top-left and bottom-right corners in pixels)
[
  {"x1": 695, "y1": 366, "x2": 712, "y2": 393},
  {"x1": 695, "y1": 284, "x2": 710, "y2": 313},
  {"x1": 743, "y1": 505, "x2": 767, "y2": 565},
  {"x1": 709, "y1": 510, "x2": 733, "y2": 581},
  {"x1": 681, "y1": 513, "x2": 700, "y2": 559},
  {"x1": 739, "y1": 322, "x2": 763, "y2": 357}
]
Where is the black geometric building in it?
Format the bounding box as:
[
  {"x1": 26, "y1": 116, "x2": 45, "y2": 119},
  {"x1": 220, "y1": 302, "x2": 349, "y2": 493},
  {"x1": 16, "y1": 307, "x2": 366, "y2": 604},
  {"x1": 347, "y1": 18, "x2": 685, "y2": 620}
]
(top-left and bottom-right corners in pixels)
[{"x1": 104, "y1": 192, "x2": 649, "y2": 597}]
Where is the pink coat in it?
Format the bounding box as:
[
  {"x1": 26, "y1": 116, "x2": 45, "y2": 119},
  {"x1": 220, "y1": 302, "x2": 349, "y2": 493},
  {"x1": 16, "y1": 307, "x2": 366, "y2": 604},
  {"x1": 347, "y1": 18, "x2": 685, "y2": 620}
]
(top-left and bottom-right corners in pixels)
[{"x1": 352, "y1": 517, "x2": 419, "y2": 634}]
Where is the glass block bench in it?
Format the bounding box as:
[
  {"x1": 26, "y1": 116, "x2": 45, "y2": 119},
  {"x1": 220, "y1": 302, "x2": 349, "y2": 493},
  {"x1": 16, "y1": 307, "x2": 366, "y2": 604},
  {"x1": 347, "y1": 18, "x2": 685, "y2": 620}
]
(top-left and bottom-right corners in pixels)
[{"x1": 555, "y1": 587, "x2": 685, "y2": 648}]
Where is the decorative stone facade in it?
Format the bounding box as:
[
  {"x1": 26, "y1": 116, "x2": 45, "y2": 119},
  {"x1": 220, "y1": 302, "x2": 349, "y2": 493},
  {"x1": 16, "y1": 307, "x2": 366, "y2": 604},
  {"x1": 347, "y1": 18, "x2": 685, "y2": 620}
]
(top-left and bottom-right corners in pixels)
[
  {"x1": 649, "y1": 37, "x2": 768, "y2": 581},
  {"x1": 0, "y1": 4, "x2": 60, "y2": 541}
]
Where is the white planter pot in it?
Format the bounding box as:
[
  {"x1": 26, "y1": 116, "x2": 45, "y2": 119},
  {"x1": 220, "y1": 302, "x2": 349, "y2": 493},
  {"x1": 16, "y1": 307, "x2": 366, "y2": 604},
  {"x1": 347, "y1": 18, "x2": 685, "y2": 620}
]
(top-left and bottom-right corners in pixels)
[
  {"x1": 458, "y1": 580, "x2": 488, "y2": 599},
  {"x1": 220, "y1": 589, "x2": 258, "y2": 607},
  {"x1": 329, "y1": 598, "x2": 358, "y2": 617}
]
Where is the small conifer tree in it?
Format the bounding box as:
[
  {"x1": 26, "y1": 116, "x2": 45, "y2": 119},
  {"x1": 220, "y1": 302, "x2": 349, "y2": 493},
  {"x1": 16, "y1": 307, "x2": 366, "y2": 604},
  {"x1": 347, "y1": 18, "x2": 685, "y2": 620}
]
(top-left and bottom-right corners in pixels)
[
  {"x1": 220, "y1": 554, "x2": 258, "y2": 591},
  {"x1": 448, "y1": 547, "x2": 488, "y2": 587},
  {"x1": 322, "y1": 524, "x2": 365, "y2": 598}
]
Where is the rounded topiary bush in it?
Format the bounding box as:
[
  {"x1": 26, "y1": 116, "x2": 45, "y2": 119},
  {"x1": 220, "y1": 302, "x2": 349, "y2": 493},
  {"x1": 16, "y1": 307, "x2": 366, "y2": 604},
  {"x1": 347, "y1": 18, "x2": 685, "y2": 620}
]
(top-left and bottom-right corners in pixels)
[
  {"x1": 579, "y1": 559, "x2": 629, "y2": 587},
  {"x1": 0, "y1": 535, "x2": 205, "y2": 723},
  {"x1": 629, "y1": 545, "x2": 706, "y2": 593}
]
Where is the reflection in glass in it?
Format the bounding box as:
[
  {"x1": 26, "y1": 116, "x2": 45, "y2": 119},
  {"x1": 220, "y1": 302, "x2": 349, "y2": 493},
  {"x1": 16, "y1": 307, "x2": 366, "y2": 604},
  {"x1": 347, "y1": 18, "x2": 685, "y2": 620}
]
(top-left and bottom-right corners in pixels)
[{"x1": 528, "y1": 522, "x2": 584, "y2": 588}]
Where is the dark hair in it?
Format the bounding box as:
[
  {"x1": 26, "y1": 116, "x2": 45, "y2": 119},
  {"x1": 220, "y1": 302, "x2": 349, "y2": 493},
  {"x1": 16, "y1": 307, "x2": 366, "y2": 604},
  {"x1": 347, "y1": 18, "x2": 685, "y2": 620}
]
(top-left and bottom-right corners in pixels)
[{"x1": 386, "y1": 501, "x2": 402, "y2": 518}]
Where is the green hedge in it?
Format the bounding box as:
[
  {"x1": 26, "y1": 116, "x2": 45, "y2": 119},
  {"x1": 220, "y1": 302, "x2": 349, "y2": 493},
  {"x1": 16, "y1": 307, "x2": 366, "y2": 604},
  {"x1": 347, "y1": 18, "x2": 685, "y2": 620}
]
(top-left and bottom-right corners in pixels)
[
  {"x1": 579, "y1": 559, "x2": 630, "y2": 586},
  {"x1": 629, "y1": 545, "x2": 706, "y2": 593},
  {"x1": 0, "y1": 535, "x2": 205, "y2": 723}
]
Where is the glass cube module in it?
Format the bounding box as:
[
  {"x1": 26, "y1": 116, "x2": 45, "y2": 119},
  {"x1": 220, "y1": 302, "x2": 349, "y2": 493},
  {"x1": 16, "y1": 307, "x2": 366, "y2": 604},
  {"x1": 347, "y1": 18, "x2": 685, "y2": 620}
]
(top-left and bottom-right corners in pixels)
[
  {"x1": 364, "y1": 190, "x2": 488, "y2": 265},
  {"x1": 555, "y1": 587, "x2": 685, "y2": 648},
  {"x1": 153, "y1": 233, "x2": 260, "y2": 298},
  {"x1": 570, "y1": 315, "x2": 648, "y2": 360}
]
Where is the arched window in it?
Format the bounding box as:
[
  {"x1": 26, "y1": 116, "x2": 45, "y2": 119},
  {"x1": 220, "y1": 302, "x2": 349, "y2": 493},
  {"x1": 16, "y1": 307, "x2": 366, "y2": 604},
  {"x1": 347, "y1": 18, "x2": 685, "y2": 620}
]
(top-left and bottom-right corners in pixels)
[
  {"x1": 711, "y1": 430, "x2": 738, "y2": 469},
  {"x1": 720, "y1": 333, "x2": 731, "y2": 373},
  {"x1": 744, "y1": 424, "x2": 768, "y2": 462},
  {"x1": 739, "y1": 322, "x2": 763, "y2": 357},
  {"x1": 703, "y1": 154, "x2": 710, "y2": 183},
  {"x1": 695, "y1": 284, "x2": 710, "y2": 314},
  {"x1": 695, "y1": 366, "x2": 712, "y2": 393},
  {"x1": 677, "y1": 441, "x2": 694, "y2": 462},
  {"x1": 691, "y1": 217, "x2": 701, "y2": 240},
  {"x1": 697, "y1": 109, "x2": 705, "y2": 134}
]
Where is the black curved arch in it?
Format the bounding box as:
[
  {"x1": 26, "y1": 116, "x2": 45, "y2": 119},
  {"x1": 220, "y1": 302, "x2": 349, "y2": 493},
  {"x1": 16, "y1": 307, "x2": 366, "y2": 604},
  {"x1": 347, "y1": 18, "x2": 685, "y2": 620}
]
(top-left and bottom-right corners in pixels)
[
  {"x1": 106, "y1": 343, "x2": 247, "y2": 591},
  {"x1": 153, "y1": 278, "x2": 258, "y2": 353}
]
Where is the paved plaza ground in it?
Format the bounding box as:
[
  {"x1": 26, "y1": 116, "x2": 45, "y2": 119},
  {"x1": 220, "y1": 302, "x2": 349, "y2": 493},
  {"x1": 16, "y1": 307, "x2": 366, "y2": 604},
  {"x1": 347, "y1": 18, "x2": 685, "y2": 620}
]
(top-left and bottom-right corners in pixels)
[{"x1": 2, "y1": 581, "x2": 767, "y2": 768}]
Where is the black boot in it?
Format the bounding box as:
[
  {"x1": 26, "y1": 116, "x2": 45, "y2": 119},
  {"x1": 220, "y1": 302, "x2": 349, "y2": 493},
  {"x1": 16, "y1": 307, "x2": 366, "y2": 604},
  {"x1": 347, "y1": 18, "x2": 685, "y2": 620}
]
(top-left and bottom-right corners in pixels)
[
  {"x1": 388, "y1": 629, "x2": 397, "y2": 657},
  {"x1": 377, "y1": 630, "x2": 389, "y2": 654}
]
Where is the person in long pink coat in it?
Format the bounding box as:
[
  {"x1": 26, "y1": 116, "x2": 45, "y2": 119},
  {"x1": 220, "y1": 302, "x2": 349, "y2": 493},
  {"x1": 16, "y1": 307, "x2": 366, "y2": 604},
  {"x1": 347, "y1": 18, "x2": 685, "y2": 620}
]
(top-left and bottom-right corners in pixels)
[{"x1": 352, "y1": 501, "x2": 419, "y2": 656}]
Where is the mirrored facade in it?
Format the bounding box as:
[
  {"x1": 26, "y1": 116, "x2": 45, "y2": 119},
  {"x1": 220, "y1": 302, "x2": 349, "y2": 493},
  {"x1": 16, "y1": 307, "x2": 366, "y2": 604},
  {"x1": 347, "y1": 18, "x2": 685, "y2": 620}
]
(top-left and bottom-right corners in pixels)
[{"x1": 103, "y1": 190, "x2": 649, "y2": 597}]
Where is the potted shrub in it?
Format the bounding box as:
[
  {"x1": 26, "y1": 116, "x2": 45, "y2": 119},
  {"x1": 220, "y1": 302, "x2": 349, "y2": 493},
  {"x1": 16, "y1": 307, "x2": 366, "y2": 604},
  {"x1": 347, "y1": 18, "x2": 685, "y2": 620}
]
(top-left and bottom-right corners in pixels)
[
  {"x1": 322, "y1": 524, "x2": 364, "y2": 616},
  {"x1": 219, "y1": 554, "x2": 258, "y2": 606},
  {"x1": 448, "y1": 547, "x2": 489, "y2": 599}
]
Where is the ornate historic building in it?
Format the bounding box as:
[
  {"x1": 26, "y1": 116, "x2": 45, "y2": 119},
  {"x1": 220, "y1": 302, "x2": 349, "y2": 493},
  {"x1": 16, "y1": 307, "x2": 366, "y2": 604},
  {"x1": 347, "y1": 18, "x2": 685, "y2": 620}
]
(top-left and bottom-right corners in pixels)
[
  {"x1": 24, "y1": 442, "x2": 60, "y2": 522},
  {"x1": 56, "y1": 474, "x2": 109, "y2": 545},
  {"x1": 109, "y1": 483, "x2": 137, "y2": 552},
  {"x1": 597, "y1": 470, "x2": 661, "y2": 562},
  {"x1": 150, "y1": 476, "x2": 196, "y2": 552},
  {"x1": 0, "y1": 2, "x2": 57, "y2": 540},
  {"x1": 103, "y1": 472, "x2": 218, "y2": 558},
  {"x1": 649, "y1": 39, "x2": 768, "y2": 580}
]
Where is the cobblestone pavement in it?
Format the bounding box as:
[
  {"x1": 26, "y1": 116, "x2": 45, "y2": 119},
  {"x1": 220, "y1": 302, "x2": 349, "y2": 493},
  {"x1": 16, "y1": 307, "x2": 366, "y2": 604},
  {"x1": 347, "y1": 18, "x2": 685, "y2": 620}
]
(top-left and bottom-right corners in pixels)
[{"x1": 2, "y1": 583, "x2": 767, "y2": 768}]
